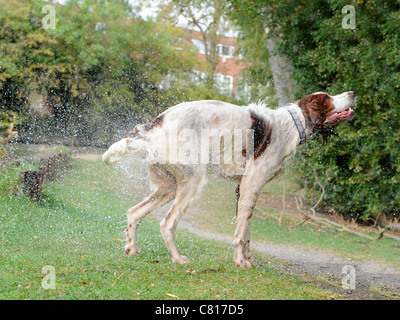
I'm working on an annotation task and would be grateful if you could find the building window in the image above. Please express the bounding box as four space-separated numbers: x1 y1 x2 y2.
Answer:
191 70 208 84
215 74 233 94
216 44 234 58
222 45 231 56
191 39 235 59
174 37 185 50
236 78 252 101
191 39 206 54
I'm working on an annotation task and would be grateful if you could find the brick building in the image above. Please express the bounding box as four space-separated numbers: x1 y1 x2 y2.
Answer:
188 30 248 96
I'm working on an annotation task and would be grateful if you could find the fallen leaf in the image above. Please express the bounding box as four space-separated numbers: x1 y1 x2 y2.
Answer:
201 267 221 274
166 293 179 299
186 269 197 275
147 260 159 263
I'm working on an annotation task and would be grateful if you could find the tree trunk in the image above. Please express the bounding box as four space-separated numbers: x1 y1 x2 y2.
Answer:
265 28 296 107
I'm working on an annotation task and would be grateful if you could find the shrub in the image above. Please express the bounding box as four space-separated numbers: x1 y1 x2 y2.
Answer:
271 0 400 221
0 111 23 158
229 0 400 221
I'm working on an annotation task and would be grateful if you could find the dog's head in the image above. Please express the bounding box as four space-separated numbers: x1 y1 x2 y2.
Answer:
297 91 356 139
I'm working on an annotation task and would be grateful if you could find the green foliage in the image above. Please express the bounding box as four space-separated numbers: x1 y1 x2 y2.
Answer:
229 0 400 220
0 158 38 194
158 0 231 90
227 2 277 105
0 0 221 145
0 0 70 102
0 110 24 157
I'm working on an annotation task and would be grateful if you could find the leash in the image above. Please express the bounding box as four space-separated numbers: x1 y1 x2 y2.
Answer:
286 107 307 145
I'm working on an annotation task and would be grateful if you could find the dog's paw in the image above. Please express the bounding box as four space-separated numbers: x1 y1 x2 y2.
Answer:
244 254 259 267
171 255 190 264
234 258 253 268
124 244 141 256
249 259 260 267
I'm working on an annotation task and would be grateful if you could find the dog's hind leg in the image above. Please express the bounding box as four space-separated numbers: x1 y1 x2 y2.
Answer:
125 165 176 256
235 183 256 264
160 172 204 264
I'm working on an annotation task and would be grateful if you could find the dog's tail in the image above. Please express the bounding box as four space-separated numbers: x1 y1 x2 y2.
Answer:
102 138 149 164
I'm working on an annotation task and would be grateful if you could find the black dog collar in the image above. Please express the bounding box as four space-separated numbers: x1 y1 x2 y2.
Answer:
286 107 306 145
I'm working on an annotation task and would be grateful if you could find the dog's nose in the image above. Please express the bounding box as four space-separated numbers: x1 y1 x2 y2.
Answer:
348 91 355 98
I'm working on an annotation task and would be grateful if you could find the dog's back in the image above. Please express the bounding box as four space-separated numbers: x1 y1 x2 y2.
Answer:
103 100 261 168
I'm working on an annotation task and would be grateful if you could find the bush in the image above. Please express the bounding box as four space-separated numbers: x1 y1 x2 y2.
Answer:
0 159 39 194
0 111 23 158
229 0 400 221
273 0 400 221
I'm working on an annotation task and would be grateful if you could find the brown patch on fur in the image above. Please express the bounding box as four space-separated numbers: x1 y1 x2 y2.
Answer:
144 113 164 131
124 114 165 138
297 93 337 139
246 110 272 159
235 184 240 217
123 126 142 138
208 100 225 106
210 114 221 126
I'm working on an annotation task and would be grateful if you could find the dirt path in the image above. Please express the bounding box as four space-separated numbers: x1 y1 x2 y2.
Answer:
72 153 101 161
150 206 400 299
75 152 400 299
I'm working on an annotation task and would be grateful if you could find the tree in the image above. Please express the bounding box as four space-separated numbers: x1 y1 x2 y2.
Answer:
158 0 233 90
227 3 275 105
0 0 219 146
228 0 294 106
228 0 400 221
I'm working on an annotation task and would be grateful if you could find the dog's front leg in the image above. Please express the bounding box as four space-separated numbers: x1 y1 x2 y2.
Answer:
243 224 258 266
232 182 261 268
232 157 285 267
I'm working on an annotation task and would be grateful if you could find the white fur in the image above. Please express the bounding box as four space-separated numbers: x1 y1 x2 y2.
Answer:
103 92 354 267
331 91 355 113
102 138 151 164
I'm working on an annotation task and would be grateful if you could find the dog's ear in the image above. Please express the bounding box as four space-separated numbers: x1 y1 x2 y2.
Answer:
298 94 334 126
298 93 336 137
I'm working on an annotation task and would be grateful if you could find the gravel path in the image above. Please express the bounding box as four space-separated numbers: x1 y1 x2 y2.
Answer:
150 206 400 299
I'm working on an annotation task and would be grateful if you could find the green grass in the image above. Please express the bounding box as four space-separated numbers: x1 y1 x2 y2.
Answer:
0 159 39 193
192 172 400 269
0 158 340 300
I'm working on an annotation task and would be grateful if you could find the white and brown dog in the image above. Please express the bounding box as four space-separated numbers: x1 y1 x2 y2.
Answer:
103 91 356 267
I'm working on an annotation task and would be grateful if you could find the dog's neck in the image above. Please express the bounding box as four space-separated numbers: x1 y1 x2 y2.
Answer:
285 103 313 145
286 106 306 145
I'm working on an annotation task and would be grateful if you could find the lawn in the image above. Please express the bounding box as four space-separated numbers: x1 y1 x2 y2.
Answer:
0 158 340 300
192 169 400 269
